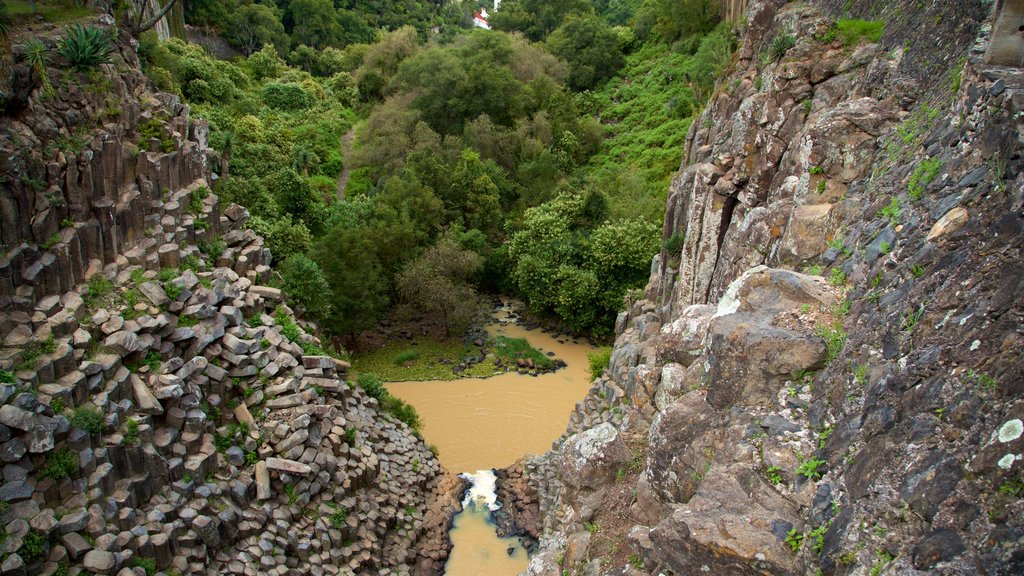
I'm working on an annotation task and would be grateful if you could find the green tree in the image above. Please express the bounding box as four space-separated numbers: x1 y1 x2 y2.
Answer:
264 168 322 231
249 215 311 262
396 238 483 336
635 0 719 45
547 14 625 91
448 149 502 237
289 0 341 48
313 226 388 342
227 3 288 56
280 254 331 320
490 0 594 41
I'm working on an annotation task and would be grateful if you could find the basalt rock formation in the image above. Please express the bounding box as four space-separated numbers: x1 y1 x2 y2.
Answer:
0 17 456 576
510 1 1024 575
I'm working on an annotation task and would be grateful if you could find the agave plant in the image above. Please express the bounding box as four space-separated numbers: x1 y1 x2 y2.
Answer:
0 1 11 40
57 23 115 71
23 38 53 97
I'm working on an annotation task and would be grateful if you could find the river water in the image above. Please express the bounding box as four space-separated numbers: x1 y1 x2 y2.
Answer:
385 304 596 575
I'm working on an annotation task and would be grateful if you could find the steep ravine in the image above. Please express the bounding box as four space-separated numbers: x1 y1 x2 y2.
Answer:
0 18 459 576
502 1 1024 575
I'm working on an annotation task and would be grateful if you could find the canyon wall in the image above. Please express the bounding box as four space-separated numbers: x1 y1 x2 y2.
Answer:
0 17 456 576
513 1 1024 575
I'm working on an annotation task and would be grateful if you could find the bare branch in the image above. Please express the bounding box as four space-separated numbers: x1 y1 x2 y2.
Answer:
129 0 179 36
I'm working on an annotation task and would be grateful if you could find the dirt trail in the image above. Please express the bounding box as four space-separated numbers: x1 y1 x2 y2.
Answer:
336 127 356 200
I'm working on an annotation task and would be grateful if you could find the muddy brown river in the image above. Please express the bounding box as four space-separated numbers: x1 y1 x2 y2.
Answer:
385 305 596 575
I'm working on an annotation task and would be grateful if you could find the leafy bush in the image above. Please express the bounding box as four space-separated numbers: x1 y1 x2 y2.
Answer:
123 419 140 445
356 372 386 400
587 347 612 380
908 157 942 200
814 322 847 363
274 308 302 342
262 82 314 111
328 507 349 528
381 395 421 431
493 336 554 370
18 336 57 371
18 530 47 563
69 406 105 435
131 557 157 576
280 254 331 321
57 24 114 71
662 233 685 254
84 273 114 308
39 448 77 480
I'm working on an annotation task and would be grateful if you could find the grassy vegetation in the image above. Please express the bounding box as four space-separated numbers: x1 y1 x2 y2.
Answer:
351 339 499 381
6 0 94 24
588 347 612 380
492 336 554 370
354 373 421 431
587 25 734 223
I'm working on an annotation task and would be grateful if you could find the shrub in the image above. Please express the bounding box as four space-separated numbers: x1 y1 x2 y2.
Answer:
785 528 804 552
123 419 140 445
878 196 901 225
18 336 57 370
356 372 386 400
493 337 554 370
39 448 77 480
57 24 114 71
327 72 358 107
815 322 847 362
70 406 105 435
662 233 685 254
198 238 226 261
588 347 612 380
18 530 47 563
84 273 114 308
262 82 314 111
280 254 331 321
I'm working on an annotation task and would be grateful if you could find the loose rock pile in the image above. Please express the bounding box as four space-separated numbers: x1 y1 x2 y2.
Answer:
1 20 456 575
0 202 452 575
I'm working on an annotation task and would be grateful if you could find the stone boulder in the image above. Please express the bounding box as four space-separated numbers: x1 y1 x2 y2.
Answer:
559 423 631 491
655 304 716 367
646 392 726 506
647 468 801 575
703 312 827 410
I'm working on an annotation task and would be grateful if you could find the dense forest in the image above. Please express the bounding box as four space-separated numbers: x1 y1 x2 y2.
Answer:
145 0 735 343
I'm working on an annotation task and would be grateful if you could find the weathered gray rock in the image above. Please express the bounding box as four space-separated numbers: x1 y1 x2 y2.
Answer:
138 281 169 306
255 461 271 500
82 549 117 574
703 312 827 409
103 330 140 356
265 457 312 475
560 423 631 490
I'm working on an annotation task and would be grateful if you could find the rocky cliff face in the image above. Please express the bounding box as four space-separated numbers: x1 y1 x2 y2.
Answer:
0 18 456 576
513 1 1024 575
